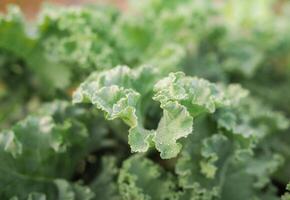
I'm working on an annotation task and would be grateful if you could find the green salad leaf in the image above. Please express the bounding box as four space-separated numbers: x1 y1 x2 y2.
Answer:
0 0 290 199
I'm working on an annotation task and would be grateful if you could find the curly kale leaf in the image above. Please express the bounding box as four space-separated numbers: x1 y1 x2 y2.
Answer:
73 66 248 159
0 101 101 199
118 155 178 200
0 6 71 90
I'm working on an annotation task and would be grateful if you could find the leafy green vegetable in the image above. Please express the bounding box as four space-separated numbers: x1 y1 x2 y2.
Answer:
0 0 290 199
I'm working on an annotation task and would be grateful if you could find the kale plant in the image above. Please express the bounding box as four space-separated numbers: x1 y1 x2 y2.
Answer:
0 0 289 199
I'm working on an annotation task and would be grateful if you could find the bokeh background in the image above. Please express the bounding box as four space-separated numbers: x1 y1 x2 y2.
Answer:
0 0 127 19
0 0 287 20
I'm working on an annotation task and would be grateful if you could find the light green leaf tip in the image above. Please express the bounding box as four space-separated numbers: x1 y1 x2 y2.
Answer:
72 66 155 153
154 101 193 159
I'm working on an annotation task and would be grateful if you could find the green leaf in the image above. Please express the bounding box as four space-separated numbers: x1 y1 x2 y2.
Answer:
152 72 244 158
153 72 228 116
215 96 289 139
200 134 231 179
27 193 47 200
175 125 233 198
0 102 92 199
89 157 121 200
0 6 71 90
39 5 120 70
54 180 94 200
118 155 177 200
246 154 284 188
10 193 47 200
73 66 157 153
154 101 193 159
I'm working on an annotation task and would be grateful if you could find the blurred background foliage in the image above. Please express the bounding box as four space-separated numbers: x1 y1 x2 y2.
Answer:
0 0 127 20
